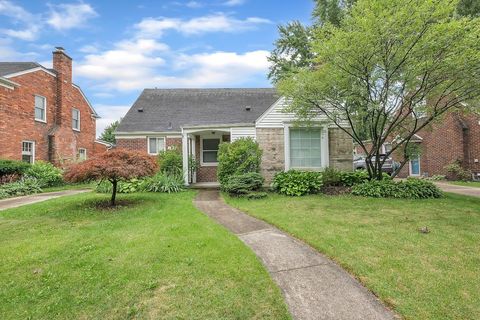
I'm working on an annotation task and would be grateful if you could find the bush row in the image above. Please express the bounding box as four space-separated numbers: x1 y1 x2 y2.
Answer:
0 178 42 199
351 178 442 199
95 172 185 194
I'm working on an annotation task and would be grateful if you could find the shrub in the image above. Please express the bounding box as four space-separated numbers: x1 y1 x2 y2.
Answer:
0 159 30 177
351 178 442 199
322 167 342 187
143 173 185 193
272 170 323 196
95 178 146 194
444 161 471 181
217 138 262 186
339 170 370 187
244 191 268 200
25 161 63 187
0 177 42 199
222 172 264 195
158 149 183 175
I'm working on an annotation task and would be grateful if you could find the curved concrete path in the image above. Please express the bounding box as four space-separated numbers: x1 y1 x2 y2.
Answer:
0 189 90 211
194 190 397 320
434 182 480 198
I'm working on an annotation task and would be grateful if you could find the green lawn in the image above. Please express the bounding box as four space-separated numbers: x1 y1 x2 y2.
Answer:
0 191 290 319
41 182 94 193
449 181 480 188
225 193 480 320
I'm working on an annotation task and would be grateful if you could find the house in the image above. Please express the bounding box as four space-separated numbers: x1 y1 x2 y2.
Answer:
354 111 480 178
0 47 107 165
115 88 353 185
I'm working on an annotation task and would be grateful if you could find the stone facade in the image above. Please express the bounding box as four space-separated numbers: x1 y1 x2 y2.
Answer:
256 128 285 183
0 49 102 165
328 128 354 171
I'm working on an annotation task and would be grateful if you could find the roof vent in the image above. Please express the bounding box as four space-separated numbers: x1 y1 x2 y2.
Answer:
245 106 251 111
138 107 144 112
168 122 172 129
54 46 65 53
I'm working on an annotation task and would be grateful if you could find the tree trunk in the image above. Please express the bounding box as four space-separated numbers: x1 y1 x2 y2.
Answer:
111 179 117 206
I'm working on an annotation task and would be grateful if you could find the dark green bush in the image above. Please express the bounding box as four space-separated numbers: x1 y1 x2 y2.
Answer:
322 167 342 187
244 191 268 200
339 170 370 187
143 173 184 193
272 170 323 196
158 149 183 175
0 159 30 177
222 172 264 195
217 138 262 186
351 178 442 199
0 177 42 199
25 161 63 187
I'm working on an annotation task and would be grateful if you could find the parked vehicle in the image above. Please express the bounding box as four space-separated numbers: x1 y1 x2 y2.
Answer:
353 154 395 175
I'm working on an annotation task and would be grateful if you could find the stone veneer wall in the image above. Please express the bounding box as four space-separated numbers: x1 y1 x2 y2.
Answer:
256 127 353 183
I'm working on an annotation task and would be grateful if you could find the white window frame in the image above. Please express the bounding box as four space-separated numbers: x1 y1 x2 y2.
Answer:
147 137 166 155
200 135 221 166
409 156 421 176
21 140 35 164
284 124 329 171
72 108 81 131
34 95 47 123
78 148 87 161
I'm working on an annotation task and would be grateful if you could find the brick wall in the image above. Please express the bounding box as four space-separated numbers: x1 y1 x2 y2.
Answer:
116 138 148 152
0 49 98 165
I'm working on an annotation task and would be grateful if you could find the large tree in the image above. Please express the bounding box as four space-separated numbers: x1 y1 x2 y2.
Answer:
64 150 157 206
278 0 480 180
99 120 120 144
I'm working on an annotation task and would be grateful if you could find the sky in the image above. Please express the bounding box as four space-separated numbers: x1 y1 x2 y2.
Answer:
0 0 315 136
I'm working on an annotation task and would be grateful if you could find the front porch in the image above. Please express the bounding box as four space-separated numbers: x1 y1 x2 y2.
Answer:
182 127 231 186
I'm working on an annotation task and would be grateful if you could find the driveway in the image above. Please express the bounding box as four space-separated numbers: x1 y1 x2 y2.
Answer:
434 182 480 198
0 189 90 211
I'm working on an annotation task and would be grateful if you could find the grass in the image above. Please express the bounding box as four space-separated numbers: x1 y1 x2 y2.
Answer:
449 181 480 188
0 191 290 319
225 192 480 320
41 182 94 193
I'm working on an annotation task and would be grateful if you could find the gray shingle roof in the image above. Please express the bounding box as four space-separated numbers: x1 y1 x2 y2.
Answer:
0 62 44 77
117 88 279 133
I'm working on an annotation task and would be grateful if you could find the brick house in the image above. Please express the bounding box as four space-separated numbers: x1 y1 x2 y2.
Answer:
354 111 480 178
0 47 107 165
115 88 353 185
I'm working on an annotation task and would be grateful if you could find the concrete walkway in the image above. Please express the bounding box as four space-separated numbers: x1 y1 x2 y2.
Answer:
0 189 90 211
434 182 480 198
194 190 397 320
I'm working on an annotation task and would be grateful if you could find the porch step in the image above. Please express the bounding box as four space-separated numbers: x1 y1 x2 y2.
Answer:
189 182 221 189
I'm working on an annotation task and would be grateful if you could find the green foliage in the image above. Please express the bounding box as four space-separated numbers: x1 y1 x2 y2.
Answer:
312 0 356 26
222 172 264 195
444 161 472 181
25 161 63 188
98 120 119 144
217 138 263 186
352 178 442 199
457 0 480 17
338 170 371 187
272 170 323 196
0 177 42 199
0 159 30 177
143 173 185 193
158 149 183 175
244 191 268 200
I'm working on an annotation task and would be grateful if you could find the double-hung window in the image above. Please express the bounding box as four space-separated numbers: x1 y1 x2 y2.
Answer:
72 108 80 131
78 148 87 161
34 95 46 122
289 128 323 169
22 141 35 163
201 138 220 165
148 137 165 155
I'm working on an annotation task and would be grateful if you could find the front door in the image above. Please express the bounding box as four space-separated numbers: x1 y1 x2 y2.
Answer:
409 157 420 176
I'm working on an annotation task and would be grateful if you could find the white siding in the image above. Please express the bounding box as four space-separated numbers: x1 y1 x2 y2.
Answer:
231 127 256 141
256 97 330 128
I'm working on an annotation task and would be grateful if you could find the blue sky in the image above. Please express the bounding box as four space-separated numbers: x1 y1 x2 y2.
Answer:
0 0 314 135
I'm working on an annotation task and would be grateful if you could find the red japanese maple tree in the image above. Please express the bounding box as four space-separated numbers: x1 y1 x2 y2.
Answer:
64 149 158 206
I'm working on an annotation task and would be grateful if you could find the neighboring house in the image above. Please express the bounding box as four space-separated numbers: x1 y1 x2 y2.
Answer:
0 47 107 165
354 111 480 178
115 88 353 185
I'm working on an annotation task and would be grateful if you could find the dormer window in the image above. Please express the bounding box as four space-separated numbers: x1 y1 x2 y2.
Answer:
34 95 46 122
72 108 80 131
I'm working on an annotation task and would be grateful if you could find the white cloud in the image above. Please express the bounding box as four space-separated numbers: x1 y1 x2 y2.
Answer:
0 0 40 40
135 13 270 38
79 44 99 53
94 104 130 138
47 2 98 31
186 1 203 8
0 38 37 59
223 0 246 6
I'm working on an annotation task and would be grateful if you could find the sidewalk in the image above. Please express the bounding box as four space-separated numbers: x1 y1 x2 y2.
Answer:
194 190 397 320
434 182 480 198
0 189 90 211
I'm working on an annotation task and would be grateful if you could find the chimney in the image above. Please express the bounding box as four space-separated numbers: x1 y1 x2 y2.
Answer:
52 47 72 125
